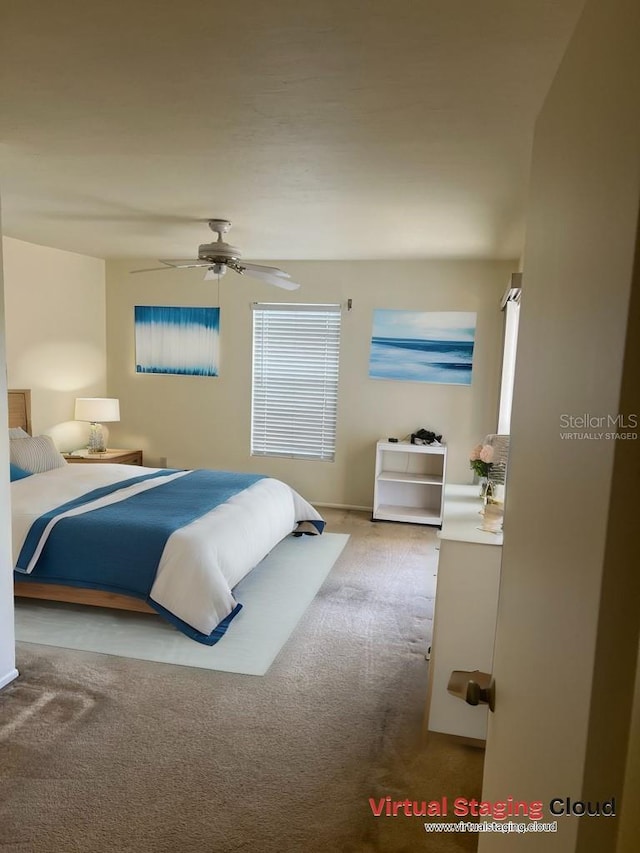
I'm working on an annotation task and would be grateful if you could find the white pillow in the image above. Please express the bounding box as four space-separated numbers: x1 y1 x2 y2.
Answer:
10 435 68 473
9 427 30 439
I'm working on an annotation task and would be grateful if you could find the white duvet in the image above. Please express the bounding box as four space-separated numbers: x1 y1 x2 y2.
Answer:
11 463 324 637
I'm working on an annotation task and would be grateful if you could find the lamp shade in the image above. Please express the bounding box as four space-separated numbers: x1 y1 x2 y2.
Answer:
75 397 120 423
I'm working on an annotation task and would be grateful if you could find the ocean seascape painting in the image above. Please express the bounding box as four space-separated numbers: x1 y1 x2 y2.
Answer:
369 310 477 385
135 306 220 376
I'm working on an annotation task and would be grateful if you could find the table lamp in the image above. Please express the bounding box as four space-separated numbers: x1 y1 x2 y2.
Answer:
74 397 120 453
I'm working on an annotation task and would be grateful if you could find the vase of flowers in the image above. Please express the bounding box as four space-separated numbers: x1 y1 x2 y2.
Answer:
470 443 495 501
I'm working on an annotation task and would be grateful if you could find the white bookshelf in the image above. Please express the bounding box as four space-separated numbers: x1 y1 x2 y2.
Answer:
373 440 447 525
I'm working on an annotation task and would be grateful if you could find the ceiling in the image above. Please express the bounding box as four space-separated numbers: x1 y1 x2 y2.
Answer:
0 0 584 262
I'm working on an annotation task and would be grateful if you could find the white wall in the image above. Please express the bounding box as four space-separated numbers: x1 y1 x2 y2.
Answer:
480 0 640 849
2 237 106 450
0 208 18 690
106 258 513 506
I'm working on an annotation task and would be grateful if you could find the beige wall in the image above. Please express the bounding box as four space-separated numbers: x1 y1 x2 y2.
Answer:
106 258 513 506
480 0 640 849
2 237 106 449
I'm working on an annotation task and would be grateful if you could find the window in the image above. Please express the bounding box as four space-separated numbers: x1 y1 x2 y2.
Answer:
497 274 522 433
251 303 342 461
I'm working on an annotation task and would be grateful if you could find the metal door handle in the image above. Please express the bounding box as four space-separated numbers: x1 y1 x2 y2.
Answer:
447 669 496 712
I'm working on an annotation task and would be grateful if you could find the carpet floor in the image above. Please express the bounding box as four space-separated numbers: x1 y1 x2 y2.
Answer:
0 509 484 853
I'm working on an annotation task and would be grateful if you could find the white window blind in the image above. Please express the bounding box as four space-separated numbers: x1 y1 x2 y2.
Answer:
251 303 342 461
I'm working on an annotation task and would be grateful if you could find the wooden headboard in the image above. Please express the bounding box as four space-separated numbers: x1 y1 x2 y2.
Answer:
8 389 32 434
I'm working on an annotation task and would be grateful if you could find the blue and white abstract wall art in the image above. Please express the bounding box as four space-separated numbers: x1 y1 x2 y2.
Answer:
135 306 220 376
369 310 477 385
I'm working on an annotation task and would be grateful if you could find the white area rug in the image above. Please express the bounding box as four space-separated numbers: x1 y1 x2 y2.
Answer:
14 532 349 676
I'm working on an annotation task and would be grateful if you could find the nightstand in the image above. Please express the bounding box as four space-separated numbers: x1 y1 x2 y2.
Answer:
64 449 143 466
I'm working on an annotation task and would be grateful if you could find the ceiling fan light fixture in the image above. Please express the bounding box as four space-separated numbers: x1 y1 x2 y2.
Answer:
204 263 227 280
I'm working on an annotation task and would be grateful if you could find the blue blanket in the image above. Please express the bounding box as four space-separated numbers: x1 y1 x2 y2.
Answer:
15 469 267 644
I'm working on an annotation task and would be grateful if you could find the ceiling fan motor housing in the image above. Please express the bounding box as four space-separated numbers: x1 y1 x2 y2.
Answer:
197 241 241 262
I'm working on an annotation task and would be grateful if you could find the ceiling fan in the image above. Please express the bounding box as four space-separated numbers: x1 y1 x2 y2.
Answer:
131 219 300 290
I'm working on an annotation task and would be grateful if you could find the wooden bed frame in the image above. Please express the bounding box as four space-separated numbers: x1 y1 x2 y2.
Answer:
9 389 154 614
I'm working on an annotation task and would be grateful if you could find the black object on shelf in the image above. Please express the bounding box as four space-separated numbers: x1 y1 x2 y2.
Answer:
411 428 443 445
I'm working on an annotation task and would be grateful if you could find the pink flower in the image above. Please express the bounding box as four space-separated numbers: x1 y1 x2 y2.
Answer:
479 444 494 464
469 443 483 461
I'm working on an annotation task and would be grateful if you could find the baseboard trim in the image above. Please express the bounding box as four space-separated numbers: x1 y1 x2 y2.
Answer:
314 502 373 512
0 667 19 690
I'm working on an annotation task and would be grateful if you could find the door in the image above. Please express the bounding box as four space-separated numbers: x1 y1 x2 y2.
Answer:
478 0 640 849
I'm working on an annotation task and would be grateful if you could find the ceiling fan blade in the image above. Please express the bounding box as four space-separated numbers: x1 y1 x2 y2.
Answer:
130 266 176 274
240 262 292 279
239 268 300 290
268 277 300 290
158 258 211 268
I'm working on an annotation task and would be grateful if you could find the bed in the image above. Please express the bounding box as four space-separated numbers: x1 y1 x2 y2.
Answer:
8 390 325 644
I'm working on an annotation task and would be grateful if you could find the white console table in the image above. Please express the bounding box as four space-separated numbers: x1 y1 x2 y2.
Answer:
424 484 503 742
